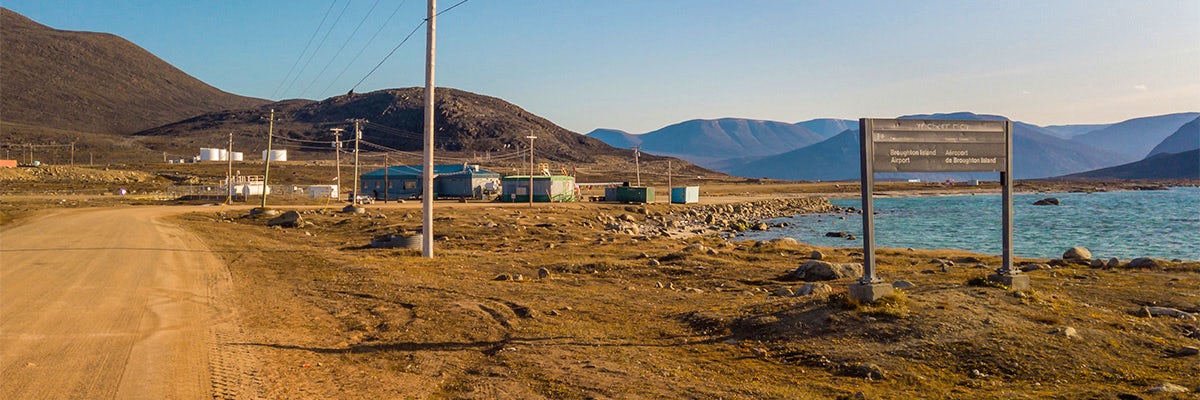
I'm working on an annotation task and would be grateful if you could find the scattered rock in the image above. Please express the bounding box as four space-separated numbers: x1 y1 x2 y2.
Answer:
1051 326 1080 339
1090 259 1105 268
825 231 851 238
770 237 799 245
892 280 916 290
706 248 720 256
537 267 551 279
648 259 661 267
684 243 707 253
512 274 524 281
842 363 886 380
1127 258 1160 269
751 222 769 231
787 260 863 281
685 287 704 293
969 369 988 379
1176 346 1199 357
810 250 825 260
1138 306 1197 320
1063 247 1092 262
774 287 794 297
266 210 304 228
1146 382 1189 394
1107 257 1120 268
1021 263 1049 272
493 274 512 281
796 283 832 296
654 281 665 289
1032 197 1060 206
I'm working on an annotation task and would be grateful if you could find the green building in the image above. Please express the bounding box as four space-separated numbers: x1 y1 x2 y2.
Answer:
500 175 577 202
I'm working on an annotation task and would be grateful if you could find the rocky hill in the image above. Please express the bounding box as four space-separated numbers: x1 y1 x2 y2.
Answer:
0 8 265 135
136 88 638 164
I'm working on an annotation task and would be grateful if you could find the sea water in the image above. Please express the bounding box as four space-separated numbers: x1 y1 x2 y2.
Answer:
742 186 1200 261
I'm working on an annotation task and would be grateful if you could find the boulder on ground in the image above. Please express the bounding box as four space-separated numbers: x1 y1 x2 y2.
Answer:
796 282 833 296
1128 257 1160 269
1063 247 1092 262
267 210 303 228
810 250 825 260
1106 257 1120 268
1032 198 1060 206
787 260 863 281
1146 382 1190 394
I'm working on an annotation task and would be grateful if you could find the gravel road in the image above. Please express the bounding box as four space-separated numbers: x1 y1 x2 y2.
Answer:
1 206 236 399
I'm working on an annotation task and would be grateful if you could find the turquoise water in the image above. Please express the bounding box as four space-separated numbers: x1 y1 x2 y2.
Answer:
742 187 1200 261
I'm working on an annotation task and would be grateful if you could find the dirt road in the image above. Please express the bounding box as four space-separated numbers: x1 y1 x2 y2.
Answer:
1 206 240 399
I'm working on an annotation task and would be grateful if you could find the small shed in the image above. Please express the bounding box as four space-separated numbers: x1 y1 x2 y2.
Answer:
670 186 699 204
359 164 501 200
501 175 577 202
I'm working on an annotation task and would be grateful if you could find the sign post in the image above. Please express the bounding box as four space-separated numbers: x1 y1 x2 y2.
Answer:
853 118 1026 303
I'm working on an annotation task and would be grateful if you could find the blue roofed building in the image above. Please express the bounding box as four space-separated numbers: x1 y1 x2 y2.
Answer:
359 164 501 200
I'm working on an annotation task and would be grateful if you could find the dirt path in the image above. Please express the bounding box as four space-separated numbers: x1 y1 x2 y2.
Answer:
0 206 248 399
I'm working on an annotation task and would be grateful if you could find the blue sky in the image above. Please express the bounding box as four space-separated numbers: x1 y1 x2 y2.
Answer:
5 0 1198 134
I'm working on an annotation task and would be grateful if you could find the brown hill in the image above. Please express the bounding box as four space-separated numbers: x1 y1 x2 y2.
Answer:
0 8 266 135
137 88 643 164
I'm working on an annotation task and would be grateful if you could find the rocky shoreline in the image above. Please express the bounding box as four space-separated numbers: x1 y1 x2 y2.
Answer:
595 196 840 239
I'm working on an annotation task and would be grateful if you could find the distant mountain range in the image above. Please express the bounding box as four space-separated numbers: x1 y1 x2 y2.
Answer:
1146 116 1200 158
1061 149 1199 180
1069 112 1200 163
585 119 825 169
590 112 1198 180
1041 124 1112 139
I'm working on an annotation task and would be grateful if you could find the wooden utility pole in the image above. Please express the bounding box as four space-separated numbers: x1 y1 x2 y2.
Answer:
352 119 364 206
260 109 275 210
70 143 75 166
331 128 344 200
226 132 234 204
667 160 672 192
421 0 437 258
384 152 390 203
526 134 537 207
633 146 641 186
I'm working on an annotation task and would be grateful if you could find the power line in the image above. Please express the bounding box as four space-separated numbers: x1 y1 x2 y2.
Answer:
281 0 354 98
350 0 472 93
298 0 385 98
270 0 339 99
320 0 410 96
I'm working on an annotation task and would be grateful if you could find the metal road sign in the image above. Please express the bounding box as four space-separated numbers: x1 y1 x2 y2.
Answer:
857 118 1017 290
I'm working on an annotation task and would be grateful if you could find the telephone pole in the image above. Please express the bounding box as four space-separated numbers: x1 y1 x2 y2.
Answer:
632 146 641 186
421 0 437 258
70 142 75 166
526 134 537 207
226 132 234 205
352 120 364 205
260 109 275 210
331 128 344 199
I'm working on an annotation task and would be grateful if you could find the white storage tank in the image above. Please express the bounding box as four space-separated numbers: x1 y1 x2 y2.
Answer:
230 152 244 161
199 148 222 161
219 149 229 161
262 149 287 161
